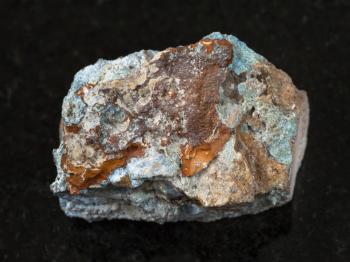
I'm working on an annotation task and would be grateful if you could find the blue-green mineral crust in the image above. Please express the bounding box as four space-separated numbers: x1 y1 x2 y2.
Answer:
205 32 266 75
254 101 297 165
209 32 297 166
236 81 297 165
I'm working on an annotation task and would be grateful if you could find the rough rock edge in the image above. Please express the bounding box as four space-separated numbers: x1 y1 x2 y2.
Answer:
57 187 290 223
289 90 309 199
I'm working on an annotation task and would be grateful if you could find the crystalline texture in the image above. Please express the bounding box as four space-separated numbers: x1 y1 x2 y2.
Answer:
51 33 309 223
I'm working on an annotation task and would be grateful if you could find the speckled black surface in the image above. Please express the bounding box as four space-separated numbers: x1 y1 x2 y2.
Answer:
1 0 349 261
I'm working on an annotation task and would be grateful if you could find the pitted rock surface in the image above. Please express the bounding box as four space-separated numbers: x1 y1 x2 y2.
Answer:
51 32 309 223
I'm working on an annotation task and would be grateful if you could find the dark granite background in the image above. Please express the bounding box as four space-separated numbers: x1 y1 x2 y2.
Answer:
1 0 349 261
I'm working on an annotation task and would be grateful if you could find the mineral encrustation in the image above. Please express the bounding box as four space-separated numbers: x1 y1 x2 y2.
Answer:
51 32 309 223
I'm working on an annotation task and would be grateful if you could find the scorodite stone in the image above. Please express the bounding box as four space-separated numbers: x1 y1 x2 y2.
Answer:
51 32 309 223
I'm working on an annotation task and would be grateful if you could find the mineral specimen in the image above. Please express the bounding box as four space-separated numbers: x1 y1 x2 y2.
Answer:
51 32 309 223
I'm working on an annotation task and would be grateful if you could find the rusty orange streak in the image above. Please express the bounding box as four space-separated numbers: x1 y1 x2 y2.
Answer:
62 144 144 194
200 39 233 56
181 127 231 177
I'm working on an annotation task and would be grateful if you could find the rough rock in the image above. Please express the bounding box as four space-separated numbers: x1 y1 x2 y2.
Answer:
51 32 309 223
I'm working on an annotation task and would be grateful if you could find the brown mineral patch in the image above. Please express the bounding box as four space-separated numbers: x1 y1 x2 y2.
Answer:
160 137 170 146
149 38 233 146
201 39 233 59
235 121 289 194
181 126 231 177
181 64 229 145
255 63 297 109
117 175 133 187
62 143 144 194
221 71 245 102
64 124 81 134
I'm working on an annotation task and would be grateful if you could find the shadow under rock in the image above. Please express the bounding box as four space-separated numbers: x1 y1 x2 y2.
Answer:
55 203 292 262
